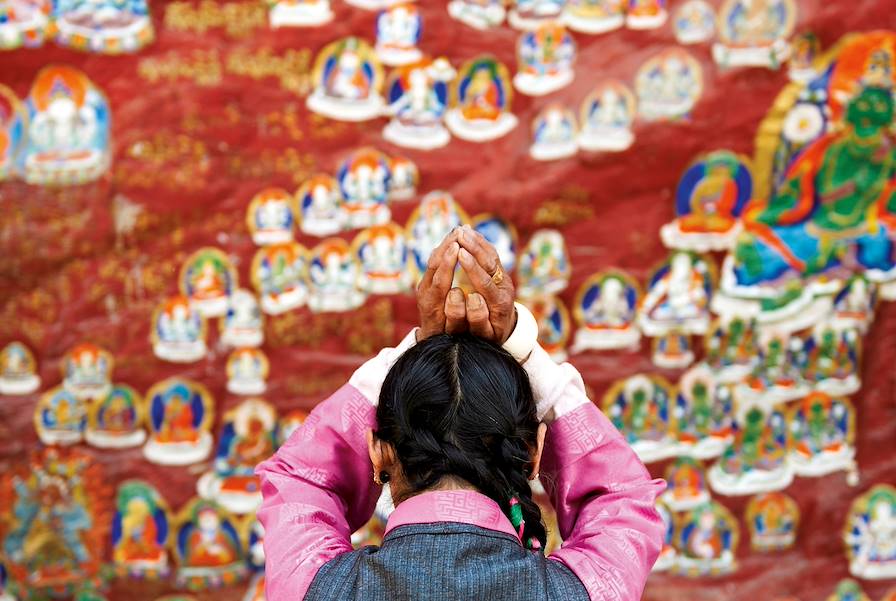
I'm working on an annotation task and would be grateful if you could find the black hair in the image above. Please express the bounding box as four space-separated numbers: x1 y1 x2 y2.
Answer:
375 333 547 550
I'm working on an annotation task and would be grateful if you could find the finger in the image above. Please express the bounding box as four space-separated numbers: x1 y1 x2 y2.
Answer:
445 288 467 334
431 242 459 296
418 229 460 290
457 225 501 279
466 292 495 339
457 247 501 306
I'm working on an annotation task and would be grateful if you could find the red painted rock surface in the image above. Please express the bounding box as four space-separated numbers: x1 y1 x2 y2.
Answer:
1 1 894 600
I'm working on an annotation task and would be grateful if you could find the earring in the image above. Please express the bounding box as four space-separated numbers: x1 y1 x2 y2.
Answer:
528 472 539 481
373 470 390 485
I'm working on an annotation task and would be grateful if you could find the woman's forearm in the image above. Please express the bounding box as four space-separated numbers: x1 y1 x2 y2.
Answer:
524 347 667 601
255 329 417 600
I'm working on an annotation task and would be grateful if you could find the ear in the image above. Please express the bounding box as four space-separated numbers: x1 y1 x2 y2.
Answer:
367 429 384 473
367 429 397 475
528 422 547 480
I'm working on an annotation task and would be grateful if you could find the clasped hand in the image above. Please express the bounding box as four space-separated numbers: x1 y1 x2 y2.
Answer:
416 225 516 344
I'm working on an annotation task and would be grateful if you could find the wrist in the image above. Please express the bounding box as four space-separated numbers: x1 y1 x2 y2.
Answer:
501 303 538 363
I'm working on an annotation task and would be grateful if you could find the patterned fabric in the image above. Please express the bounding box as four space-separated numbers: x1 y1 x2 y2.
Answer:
256 331 666 601
305 522 591 601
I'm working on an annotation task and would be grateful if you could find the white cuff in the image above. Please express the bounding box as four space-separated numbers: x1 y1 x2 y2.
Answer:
523 344 589 422
502 303 539 363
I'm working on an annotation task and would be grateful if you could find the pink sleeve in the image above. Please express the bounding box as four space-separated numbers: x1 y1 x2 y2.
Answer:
255 330 418 601
255 384 377 601
527 350 666 601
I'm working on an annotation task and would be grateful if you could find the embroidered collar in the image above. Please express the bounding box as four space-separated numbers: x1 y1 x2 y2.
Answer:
384 489 521 543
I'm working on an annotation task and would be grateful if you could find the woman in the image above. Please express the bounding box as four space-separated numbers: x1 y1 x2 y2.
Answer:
257 227 665 600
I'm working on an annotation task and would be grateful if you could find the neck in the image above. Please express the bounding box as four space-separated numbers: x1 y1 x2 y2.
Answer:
391 475 478 507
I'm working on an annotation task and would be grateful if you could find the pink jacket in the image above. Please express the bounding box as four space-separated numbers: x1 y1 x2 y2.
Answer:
256 330 666 601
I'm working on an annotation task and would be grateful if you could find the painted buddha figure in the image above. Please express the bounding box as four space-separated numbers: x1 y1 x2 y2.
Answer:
720 408 785 475
29 79 97 156
114 497 165 565
158 297 201 343
186 508 238 567
668 458 706 504
706 318 756 375
326 49 370 100
688 508 722 560
865 497 896 565
158 392 198 444
806 327 856 383
793 395 848 458
624 377 665 442
732 86 896 291
98 388 137 432
589 86 630 130
391 64 446 128
462 66 501 121
679 165 739 233
640 253 709 333
680 376 714 441
356 224 409 293
730 0 778 45
585 277 631 327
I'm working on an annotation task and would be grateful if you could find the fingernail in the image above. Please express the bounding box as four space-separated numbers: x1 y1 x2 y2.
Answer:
448 288 464 303
458 248 472 262
469 293 483 307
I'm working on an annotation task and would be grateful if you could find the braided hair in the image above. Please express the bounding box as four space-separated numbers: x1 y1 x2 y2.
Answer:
375 333 547 550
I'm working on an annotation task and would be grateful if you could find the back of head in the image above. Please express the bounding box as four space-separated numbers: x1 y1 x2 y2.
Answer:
376 333 546 549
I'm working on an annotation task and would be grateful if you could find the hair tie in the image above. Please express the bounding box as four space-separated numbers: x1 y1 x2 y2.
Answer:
508 494 540 551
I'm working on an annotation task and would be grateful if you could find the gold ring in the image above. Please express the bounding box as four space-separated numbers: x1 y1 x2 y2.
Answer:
491 267 504 285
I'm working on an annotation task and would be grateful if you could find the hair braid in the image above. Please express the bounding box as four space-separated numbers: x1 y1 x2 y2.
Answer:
376 334 548 551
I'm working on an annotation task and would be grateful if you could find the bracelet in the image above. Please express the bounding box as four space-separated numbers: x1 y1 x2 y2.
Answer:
502 303 538 362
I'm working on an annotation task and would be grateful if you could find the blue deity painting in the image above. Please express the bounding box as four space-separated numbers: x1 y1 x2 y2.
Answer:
788 392 856 480
148 380 207 436
111 481 170 577
801 326 861 396
197 399 278 515
843 485 896 580
661 150 753 252
35 386 86 445
473 215 517 272
375 3 422 67
674 365 734 459
152 297 207 362
337 147 392 228
708 407 792 496
718 33 896 326
21 65 111 185
308 37 385 122
602 374 676 463
143 379 213 466
746 492 799 551
675 501 739 576
86 384 145 449
530 104 577 161
384 59 453 150
638 252 715 336
173 500 246 590
445 56 518 142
